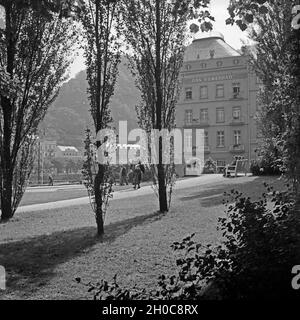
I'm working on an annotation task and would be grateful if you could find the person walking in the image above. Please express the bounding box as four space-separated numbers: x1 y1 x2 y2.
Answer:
133 163 142 189
119 166 128 186
48 174 53 186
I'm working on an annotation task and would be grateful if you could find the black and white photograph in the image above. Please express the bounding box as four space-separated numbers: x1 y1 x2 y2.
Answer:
0 0 300 310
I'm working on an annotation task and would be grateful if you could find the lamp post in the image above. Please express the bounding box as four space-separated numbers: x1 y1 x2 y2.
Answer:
35 136 44 185
37 139 41 184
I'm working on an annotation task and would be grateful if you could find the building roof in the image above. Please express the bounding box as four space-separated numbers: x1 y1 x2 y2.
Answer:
184 31 240 61
57 146 79 152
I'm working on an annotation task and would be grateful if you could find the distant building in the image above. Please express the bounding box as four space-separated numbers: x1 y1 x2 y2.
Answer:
40 140 57 159
55 145 82 160
176 31 259 176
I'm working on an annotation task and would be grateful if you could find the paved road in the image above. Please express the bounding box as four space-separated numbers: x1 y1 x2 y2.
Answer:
17 175 255 213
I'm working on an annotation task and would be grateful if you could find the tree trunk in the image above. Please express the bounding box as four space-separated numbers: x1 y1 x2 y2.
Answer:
94 164 104 236
0 4 15 221
93 0 106 235
155 0 168 213
0 92 14 222
157 163 168 212
0 168 13 221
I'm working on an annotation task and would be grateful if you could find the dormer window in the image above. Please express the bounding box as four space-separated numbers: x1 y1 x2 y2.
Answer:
217 61 223 67
185 64 191 70
233 59 240 65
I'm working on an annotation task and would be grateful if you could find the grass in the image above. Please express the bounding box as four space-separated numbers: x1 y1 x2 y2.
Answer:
0 175 286 300
20 188 88 206
20 182 151 206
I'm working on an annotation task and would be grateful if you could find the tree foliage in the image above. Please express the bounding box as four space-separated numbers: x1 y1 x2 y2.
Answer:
0 0 84 20
0 3 77 220
120 0 214 212
82 128 113 222
80 0 121 236
227 0 300 193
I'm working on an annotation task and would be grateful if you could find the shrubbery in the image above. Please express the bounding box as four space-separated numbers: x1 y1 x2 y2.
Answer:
202 158 216 174
250 160 281 176
77 184 300 300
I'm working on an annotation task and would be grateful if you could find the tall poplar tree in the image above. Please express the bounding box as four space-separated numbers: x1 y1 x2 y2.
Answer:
120 0 213 212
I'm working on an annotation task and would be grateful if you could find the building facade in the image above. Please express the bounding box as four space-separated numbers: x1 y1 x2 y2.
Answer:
40 140 57 159
55 145 82 160
176 32 259 176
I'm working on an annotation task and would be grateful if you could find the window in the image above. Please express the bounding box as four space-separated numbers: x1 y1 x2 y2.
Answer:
200 108 208 122
204 131 209 147
200 86 208 99
185 110 193 124
233 107 241 120
185 88 192 100
217 131 225 147
200 62 207 68
233 82 240 97
234 130 241 145
185 64 191 70
233 59 240 65
217 61 223 67
185 132 193 149
216 108 225 123
216 84 224 98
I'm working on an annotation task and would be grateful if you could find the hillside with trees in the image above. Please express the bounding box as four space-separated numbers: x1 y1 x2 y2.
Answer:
41 59 140 148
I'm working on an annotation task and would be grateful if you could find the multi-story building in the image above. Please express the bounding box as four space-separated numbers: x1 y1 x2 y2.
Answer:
40 140 57 159
176 31 259 176
55 145 82 160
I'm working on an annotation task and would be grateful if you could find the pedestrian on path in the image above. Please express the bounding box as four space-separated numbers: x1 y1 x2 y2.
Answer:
133 163 142 189
48 174 53 186
119 166 128 186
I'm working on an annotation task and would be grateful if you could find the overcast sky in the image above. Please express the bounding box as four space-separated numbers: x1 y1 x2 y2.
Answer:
69 0 250 79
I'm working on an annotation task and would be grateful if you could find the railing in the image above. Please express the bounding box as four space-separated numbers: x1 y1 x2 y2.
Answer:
184 119 210 127
231 91 245 99
230 116 246 125
230 144 245 153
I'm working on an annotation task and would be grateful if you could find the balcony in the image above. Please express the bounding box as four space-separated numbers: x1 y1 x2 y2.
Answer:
230 91 245 100
184 119 210 127
230 116 246 126
230 144 245 153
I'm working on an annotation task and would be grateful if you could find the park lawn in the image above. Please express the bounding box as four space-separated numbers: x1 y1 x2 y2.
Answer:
20 182 151 206
20 188 88 206
0 175 286 300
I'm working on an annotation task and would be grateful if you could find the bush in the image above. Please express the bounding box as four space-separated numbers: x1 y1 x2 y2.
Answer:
78 184 300 300
151 185 299 300
250 161 261 176
250 160 281 176
202 158 216 174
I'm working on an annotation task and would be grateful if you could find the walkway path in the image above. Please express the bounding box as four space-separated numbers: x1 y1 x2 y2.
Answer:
17 174 244 213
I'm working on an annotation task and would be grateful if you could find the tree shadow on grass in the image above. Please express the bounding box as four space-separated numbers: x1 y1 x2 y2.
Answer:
0 211 163 297
179 176 281 208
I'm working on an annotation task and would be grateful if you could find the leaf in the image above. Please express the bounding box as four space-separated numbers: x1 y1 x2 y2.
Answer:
189 23 199 33
259 5 268 14
75 277 81 283
245 13 254 23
